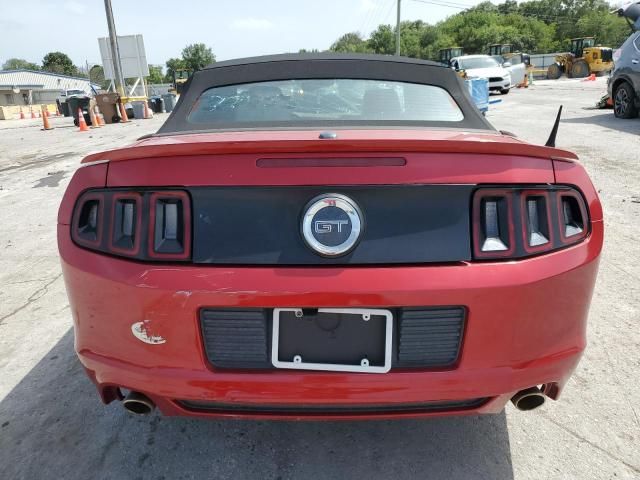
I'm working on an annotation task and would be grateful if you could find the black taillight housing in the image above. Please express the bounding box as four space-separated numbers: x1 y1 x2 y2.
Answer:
71 189 191 261
472 186 589 260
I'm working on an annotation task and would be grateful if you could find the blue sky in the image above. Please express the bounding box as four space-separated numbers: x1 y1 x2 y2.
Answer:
0 0 487 69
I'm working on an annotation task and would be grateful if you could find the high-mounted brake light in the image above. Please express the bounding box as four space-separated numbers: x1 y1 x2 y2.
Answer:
472 186 589 260
71 189 191 261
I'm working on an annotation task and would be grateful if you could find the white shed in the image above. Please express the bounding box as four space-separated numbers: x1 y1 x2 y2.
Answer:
0 70 98 106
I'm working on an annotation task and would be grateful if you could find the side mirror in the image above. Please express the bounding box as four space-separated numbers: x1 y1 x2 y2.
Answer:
502 62 512 68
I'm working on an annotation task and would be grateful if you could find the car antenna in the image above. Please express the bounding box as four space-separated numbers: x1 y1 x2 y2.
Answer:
545 105 563 148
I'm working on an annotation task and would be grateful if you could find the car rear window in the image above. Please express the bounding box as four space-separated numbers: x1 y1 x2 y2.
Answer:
187 79 464 126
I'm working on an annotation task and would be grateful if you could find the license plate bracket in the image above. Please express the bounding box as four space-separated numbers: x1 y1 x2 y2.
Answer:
271 308 393 373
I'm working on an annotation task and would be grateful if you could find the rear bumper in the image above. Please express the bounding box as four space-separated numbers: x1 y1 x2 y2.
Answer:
59 220 602 419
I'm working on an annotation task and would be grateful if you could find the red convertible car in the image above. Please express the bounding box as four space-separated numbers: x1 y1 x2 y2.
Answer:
58 54 602 419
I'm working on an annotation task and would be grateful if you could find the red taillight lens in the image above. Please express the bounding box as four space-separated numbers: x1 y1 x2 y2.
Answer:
558 190 588 244
472 189 515 259
148 191 191 260
71 189 191 261
472 186 589 260
72 193 103 248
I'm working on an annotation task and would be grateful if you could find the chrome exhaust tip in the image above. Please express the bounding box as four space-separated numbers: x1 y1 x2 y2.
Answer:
122 391 155 415
511 386 545 411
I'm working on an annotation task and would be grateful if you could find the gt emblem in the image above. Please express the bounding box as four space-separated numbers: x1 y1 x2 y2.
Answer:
302 194 363 257
314 220 349 234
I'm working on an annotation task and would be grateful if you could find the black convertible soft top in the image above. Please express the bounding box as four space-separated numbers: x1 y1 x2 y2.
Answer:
157 53 494 134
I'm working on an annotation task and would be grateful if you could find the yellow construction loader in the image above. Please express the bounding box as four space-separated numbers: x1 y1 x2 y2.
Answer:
170 68 193 95
439 47 464 66
547 37 613 79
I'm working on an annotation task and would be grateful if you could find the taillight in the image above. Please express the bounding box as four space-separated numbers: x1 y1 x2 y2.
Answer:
71 189 191 261
472 186 589 260
148 191 191 260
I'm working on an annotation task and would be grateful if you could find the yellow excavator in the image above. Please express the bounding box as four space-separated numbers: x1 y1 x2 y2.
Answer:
547 37 613 79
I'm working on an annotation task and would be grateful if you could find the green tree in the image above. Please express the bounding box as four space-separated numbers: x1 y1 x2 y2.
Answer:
2 58 40 70
181 43 215 71
398 20 428 58
89 65 106 88
330 33 370 53
42 51 77 75
164 57 186 82
367 24 396 54
147 64 164 84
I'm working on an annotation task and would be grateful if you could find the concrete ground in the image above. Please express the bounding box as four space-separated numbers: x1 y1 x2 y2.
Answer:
0 78 638 480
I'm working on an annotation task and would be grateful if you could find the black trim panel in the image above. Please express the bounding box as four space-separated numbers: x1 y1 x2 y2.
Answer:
177 397 489 416
190 185 474 265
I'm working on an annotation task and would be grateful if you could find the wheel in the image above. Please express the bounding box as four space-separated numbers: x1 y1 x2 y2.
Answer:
613 82 639 119
547 63 562 80
500 88 510 95
571 60 590 78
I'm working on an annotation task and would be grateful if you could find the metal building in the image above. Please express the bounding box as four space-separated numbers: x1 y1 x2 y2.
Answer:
0 70 98 106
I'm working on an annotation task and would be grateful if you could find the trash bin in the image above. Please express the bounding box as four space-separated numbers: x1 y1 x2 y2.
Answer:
162 93 176 113
95 92 121 124
57 99 70 117
67 96 92 126
149 96 164 113
131 101 146 119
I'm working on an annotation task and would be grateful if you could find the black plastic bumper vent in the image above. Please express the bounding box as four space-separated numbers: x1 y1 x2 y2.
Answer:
200 309 269 369
396 307 465 367
200 307 465 370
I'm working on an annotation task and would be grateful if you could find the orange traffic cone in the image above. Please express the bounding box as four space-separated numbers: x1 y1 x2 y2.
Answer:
41 105 53 130
143 101 151 119
55 104 61 116
583 73 596 82
19 108 25 120
95 106 105 126
44 108 50 118
77 108 89 132
89 105 100 128
118 101 130 123
30 108 36 119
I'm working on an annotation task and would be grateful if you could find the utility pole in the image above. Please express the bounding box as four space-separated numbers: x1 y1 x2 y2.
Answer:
395 0 401 56
104 0 125 96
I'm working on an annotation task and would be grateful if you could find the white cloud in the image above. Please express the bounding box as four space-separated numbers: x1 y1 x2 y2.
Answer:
230 17 275 30
63 1 87 15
